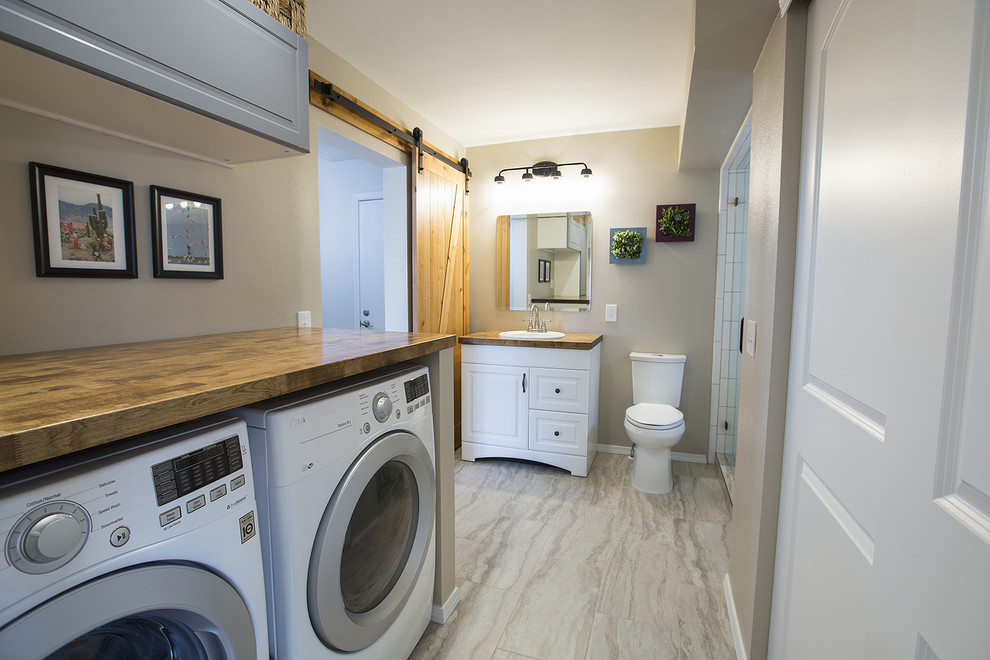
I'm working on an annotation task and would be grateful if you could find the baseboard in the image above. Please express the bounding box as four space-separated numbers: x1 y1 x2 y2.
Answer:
597 444 708 463
431 585 461 624
723 573 747 660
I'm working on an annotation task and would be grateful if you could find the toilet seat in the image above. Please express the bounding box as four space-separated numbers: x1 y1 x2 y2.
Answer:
625 403 684 430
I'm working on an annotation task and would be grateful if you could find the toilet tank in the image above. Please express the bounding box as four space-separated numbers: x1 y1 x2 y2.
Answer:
630 352 686 406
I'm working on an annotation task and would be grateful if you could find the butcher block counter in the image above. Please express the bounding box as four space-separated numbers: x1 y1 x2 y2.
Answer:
0 328 456 473
459 330 602 350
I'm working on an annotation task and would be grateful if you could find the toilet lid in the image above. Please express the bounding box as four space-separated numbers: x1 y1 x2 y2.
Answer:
626 403 684 429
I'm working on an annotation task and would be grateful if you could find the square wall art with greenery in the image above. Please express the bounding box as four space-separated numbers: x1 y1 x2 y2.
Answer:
609 227 647 264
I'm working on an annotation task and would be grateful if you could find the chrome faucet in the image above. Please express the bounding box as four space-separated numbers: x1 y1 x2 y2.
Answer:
528 304 547 332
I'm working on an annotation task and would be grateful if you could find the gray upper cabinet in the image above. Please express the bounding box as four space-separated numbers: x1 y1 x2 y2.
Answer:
0 0 309 164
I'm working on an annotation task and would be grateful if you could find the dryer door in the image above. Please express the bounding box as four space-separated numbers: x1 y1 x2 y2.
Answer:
0 564 257 658
308 430 435 652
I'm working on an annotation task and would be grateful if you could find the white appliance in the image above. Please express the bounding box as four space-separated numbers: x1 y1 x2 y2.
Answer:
0 415 269 659
235 365 436 659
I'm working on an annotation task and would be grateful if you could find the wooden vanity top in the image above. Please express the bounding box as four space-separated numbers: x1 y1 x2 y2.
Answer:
460 331 602 350
0 328 455 473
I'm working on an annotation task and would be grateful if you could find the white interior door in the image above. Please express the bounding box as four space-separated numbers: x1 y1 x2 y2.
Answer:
769 1 990 658
356 196 385 330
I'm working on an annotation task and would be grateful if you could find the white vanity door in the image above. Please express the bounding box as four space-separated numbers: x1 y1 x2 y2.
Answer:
462 363 528 449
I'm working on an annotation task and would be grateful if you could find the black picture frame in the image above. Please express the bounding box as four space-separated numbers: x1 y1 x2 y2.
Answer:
538 258 551 283
29 162 137 278
151 186 223 279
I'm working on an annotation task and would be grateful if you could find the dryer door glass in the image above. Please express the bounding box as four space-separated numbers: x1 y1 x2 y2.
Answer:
308 430 436 653
340 460 418 613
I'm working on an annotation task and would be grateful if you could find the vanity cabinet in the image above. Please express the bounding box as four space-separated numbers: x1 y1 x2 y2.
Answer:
461 341 601 476
0 0 309 163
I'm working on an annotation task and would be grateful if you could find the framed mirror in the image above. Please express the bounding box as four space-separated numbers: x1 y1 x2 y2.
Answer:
496 212 591 311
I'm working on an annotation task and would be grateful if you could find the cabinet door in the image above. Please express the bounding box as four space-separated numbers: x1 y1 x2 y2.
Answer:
462 363 528 449
0 0 309 156
529 368 589 413
529 410 587 456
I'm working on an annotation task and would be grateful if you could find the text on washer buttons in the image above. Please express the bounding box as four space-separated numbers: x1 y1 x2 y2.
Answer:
210 484 227 501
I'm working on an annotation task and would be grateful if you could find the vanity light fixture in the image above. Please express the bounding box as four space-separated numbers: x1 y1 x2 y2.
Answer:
494 160 593 184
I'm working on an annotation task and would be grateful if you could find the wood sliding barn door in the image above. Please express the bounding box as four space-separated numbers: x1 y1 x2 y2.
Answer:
413 152 469 446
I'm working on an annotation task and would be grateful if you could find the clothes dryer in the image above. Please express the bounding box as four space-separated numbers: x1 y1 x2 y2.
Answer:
0 415 268 659
235 365 436 659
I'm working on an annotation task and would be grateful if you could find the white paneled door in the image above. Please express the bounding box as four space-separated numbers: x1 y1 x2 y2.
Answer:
770 0 990 658
357 196 385 330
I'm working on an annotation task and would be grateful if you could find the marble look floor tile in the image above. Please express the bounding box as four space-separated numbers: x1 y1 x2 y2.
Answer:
537 502 625 568
455 516 551 593
454 486 543 540
615 486 682 544
490 650 539 660
677 476 731 525
498 559 601 660
586 612 680 660
677 584 735 660
435 446 735 660
557 454 627 510
409 580 520 660
673 519 729 590
597 539 680 629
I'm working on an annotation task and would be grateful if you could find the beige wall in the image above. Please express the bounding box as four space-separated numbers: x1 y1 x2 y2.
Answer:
0 39 462 356
0 36 464 612
726 4 807 659
467 128 719 456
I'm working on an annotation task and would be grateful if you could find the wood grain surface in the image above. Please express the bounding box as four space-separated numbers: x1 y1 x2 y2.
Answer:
0 328 455 473
459 331 602 350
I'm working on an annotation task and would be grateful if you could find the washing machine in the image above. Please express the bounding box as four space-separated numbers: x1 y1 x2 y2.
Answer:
235 364 436 659
0 415 268 659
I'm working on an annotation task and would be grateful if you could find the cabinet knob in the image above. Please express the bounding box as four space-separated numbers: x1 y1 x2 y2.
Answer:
554 430 560 436
555 388 561 394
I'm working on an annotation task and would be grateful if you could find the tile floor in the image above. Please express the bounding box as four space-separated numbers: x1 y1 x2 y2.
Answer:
410 451 735 660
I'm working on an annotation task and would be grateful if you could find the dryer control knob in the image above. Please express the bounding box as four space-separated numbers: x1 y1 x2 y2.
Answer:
372 392 392 423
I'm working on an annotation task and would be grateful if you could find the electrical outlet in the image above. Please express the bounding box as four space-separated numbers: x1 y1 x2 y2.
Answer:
744 318 757 357
297 311 312 328
605 304 618 323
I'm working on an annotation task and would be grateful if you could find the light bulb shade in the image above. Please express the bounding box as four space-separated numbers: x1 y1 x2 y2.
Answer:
521 171 534 182
580 167 593 178
551 169 563 179
494 174 505 184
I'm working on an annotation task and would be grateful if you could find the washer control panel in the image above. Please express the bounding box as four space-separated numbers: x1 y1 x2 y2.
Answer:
151 434 243 506
0 416 255 601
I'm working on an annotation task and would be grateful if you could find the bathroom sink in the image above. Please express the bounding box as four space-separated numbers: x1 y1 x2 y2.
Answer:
498 330 566 340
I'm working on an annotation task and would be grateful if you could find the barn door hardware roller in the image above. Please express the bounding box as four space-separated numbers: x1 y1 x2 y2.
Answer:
312 80 470 188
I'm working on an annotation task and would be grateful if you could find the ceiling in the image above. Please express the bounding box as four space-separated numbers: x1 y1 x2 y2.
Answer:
306 0 694 148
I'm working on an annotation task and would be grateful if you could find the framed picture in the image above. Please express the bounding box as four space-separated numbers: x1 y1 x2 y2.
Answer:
29 162 137 278
151 186 223 279
537 258 551 283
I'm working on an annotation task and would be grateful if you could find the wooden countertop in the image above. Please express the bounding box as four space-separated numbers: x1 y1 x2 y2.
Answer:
0 328 455 473
459 331 602 350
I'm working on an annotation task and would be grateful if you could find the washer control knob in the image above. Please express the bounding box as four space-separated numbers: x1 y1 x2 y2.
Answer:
372 392 392 423
24 513 84 562
8 501 90 574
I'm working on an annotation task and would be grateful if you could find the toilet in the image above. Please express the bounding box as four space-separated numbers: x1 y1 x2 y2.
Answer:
623 352 686 494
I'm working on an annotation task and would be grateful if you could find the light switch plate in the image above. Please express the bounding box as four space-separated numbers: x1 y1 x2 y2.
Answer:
297 311 311 328
605 304 618 322
744 318 757 357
